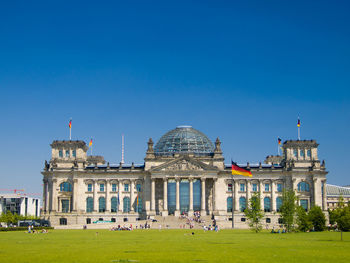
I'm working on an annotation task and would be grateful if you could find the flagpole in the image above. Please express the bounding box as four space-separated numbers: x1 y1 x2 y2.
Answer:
70 127 71 140
231 158 234 229
298 126 300 140
278 139 280 156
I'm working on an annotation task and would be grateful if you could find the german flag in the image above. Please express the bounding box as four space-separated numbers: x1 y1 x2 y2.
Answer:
231 161 252 177
69 119 72 129
89 138 93 147
297 117 301 127
278 138 281 145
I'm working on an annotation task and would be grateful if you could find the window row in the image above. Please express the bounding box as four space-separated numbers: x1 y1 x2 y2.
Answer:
86 196 142 213
58 149 76 158
226 197 309 213
293 149 312 158
86 183 142 192
227 183 283 192
226 197 283 212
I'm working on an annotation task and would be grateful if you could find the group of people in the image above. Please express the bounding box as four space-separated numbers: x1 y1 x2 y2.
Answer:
110 225 133 231
271 227 286 234
27 225 48 234
203 224 220 232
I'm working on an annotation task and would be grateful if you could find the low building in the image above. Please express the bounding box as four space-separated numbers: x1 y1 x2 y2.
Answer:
41 126 328 227
326 184 350 209
0 194 40 217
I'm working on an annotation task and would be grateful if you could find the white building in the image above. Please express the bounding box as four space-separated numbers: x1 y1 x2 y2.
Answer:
0 194 40 217
41 126 328 227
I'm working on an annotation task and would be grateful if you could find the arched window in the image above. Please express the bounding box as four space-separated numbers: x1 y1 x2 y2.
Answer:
298 182 310 192
86 197 93 212
276 197 282 212
136 196 142 213
123 197 130 213
99 197 106 212
227 197 233 212
60 182 72 192
239 197 246 212
264 197 271 212
111 197 118 212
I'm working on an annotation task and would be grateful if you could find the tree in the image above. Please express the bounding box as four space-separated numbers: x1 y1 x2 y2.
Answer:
308 206 326 231
279 189 297 232
244 192 265 233
338 206 350 232
296 205 312 232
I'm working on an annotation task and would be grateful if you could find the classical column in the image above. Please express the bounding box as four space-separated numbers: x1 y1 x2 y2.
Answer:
106 180 110 212
47 181 52 212
246 179 250 201
271 180 275 211
321 180 326 210
151 178 156 211
201 178 206 214
94 180 98 212
213 178 217 211
163 178 168 212
118 180 122 212
52 179 57 212
234 180 239 211
189 178 194 215
130 180 135 212
175 179 180 212
73 179 78 212
313 177 320 207
259 180 264 211
42 180 47 212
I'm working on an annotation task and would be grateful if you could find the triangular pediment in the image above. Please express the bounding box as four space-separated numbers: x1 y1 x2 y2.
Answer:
150 155 218 172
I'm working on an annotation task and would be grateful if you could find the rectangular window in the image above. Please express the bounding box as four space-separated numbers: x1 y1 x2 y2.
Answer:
307 149 311 158
265 184 270 192
72 150 76 157
136 184 142 192
252 183 257 192
59 150 63 157
124 184 129 192
300 150 305 157
266 218 271 223
293 149 298 158
228 184 233 192
112 184 117 192
87 184 92 192
240 183 245 192
65 150 70 157
277 183 282 192
61 200 69 213
300 199 308 211
99 184 105 192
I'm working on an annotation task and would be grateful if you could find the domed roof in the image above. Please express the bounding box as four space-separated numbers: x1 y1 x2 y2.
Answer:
154 126 214 156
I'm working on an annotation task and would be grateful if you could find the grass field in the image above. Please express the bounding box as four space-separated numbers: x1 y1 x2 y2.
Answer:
0 229 349 263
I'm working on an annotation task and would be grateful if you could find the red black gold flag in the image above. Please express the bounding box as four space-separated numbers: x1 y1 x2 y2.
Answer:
278 138 281 145
69 119 72 129
231 161 252 177
297 118 301 127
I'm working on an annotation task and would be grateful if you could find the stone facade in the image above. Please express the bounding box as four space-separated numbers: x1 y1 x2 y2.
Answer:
41 127 328 228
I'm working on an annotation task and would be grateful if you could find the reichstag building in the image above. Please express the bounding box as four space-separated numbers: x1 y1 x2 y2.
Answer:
41 126 328 227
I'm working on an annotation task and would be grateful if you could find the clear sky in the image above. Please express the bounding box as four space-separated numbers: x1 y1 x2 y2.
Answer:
0 0 349 195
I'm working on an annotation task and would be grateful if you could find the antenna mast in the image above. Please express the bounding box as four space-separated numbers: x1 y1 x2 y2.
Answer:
121 134 125 164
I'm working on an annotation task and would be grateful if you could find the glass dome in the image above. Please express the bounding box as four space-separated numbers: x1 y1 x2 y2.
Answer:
154 126 214 156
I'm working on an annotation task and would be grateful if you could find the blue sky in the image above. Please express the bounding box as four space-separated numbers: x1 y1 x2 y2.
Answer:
0 0 349 195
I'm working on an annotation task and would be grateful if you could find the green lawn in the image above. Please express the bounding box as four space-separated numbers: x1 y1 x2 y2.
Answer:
0 229 349 263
